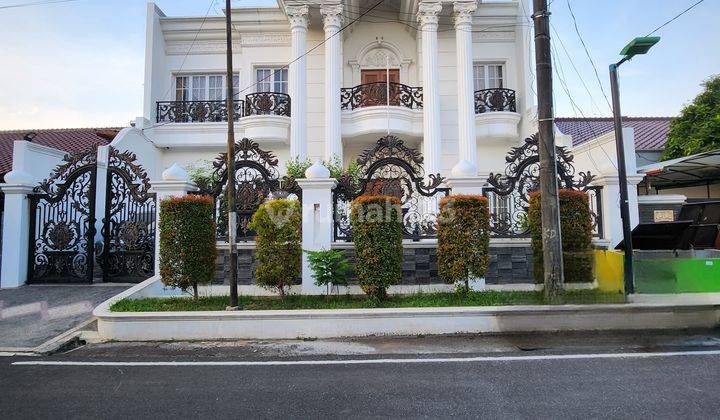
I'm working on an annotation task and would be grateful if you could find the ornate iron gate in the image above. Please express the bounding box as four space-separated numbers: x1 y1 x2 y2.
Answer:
99 147 157 282
484 134 603 238
28 150 98 283
333 135 450 241
199 138 285 242
28 147 157 284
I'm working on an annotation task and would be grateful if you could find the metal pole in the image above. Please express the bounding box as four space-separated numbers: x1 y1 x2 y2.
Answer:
532 0 564 302
225 0 240 309
609 62 635 295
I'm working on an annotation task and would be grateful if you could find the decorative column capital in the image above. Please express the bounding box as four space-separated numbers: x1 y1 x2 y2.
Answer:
417 2 442 28
286 5 309 30
453 1 477 27
320 4 344 29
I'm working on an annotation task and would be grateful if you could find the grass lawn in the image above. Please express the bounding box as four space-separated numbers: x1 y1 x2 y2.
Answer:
110 289 625 312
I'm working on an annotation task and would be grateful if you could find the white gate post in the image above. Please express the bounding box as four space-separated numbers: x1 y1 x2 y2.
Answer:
446 160 484 195
297 161 336 295
0 170 35 288
149 163 198 275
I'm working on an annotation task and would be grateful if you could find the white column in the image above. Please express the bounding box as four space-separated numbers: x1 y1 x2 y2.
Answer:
149 163 198 275
454 1 478 168
418 2 443 176
446 160 484 196
321 4 344 164
297 162 337 295
287 5 309 160
0 170 35 288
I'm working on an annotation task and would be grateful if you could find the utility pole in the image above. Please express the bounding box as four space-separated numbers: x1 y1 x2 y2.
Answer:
532 0 564 302
225 0 239 309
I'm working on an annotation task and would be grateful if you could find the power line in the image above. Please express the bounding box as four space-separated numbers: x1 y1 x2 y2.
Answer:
647 0 705 36
565 0 613 111
0 0 79 10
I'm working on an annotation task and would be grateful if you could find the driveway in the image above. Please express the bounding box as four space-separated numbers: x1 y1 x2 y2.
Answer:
0 285 129 349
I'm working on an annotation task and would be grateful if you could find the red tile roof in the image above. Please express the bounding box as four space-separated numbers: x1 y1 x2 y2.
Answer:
0 127 120 176
555 117 673 151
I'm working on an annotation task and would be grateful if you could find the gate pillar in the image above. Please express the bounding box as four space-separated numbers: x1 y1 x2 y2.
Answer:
150 163 198 275
297 162 336 295
0 171 35 288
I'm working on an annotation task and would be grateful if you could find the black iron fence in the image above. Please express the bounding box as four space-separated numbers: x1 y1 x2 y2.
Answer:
474 88 517 114
156 92 291 123
340 82 423 110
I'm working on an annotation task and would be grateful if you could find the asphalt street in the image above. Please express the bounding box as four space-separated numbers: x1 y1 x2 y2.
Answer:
2 331 720 419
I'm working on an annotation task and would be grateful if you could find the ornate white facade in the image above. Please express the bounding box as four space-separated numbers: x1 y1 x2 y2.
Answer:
140 0 537 178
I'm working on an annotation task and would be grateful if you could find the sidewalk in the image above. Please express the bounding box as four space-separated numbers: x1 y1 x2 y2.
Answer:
0 284 130 351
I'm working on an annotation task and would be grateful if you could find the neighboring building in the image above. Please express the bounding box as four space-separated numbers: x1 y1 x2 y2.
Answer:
555 116 672 167
0 128 119 182
140 0 536 177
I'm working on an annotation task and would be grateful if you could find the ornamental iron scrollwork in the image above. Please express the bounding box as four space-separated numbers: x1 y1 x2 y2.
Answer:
98 147 157 282
156 100 245 123
28 148 98 283
333 135 449 241
474 88 517 114
340 82 423 110
483 134 603 238
198 138 283 241
245 92 291 117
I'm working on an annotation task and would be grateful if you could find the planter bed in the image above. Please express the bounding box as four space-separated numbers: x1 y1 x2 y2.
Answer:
110 289 624 312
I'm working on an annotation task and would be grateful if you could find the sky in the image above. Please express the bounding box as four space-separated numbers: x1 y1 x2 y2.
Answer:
0 0 717 130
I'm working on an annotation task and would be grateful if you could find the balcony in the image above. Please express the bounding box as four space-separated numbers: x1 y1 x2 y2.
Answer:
340 82 423 110
340 82 423 140
473 88 520 141
156 92 291 123
152 93 291 147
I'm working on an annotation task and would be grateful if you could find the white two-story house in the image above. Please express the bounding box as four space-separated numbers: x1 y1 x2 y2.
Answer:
140 0 536 178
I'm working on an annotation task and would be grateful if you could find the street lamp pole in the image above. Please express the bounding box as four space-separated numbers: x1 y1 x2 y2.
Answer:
608 60 635 295
608 36 660 296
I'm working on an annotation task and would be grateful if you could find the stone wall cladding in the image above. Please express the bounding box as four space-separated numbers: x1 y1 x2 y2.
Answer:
638 202 684 224
215 244 535 286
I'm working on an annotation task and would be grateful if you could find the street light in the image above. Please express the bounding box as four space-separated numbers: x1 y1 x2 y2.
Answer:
609 36 660 296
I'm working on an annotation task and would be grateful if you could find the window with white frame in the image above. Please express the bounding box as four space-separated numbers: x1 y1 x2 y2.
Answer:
174 74 239 101
473 63 505 91
255 68 288 93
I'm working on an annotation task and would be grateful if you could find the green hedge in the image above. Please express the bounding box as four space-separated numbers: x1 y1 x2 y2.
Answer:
248 198 302 297
528 189 594 283
437 195 491 291
159 195 217 298
350 195 403 299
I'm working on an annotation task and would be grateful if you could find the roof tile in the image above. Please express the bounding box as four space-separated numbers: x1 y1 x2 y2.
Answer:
555 117 673 151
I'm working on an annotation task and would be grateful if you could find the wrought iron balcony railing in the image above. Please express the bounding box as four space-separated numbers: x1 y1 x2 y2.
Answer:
156 92 291 123
244 92 291 117
474 88 517 114
340 82 423 110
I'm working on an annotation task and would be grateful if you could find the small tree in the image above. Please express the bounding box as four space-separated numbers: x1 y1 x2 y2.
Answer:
528 189 594 284
437 195 491 293
249 198 302 297
305 249 351 295
350 195 403 299
159 195 217 299
662 75 720 160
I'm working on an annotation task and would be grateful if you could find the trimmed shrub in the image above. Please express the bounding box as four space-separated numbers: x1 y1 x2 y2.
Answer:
437 195 491 292
249 198 302 297
159 195 217 299
528 189 594 283
350 195 403 299
305 249 351 295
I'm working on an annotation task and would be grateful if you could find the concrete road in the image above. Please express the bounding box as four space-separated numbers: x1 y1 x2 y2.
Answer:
0 285 129 349
2 331 720 419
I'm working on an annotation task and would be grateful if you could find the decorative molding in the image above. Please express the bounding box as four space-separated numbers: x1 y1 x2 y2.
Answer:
166 40 241 55
472 31 515 42
286 5 309 29
417 2 442 27
320 4 344 28
240 33 291 46
453 1 477 27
